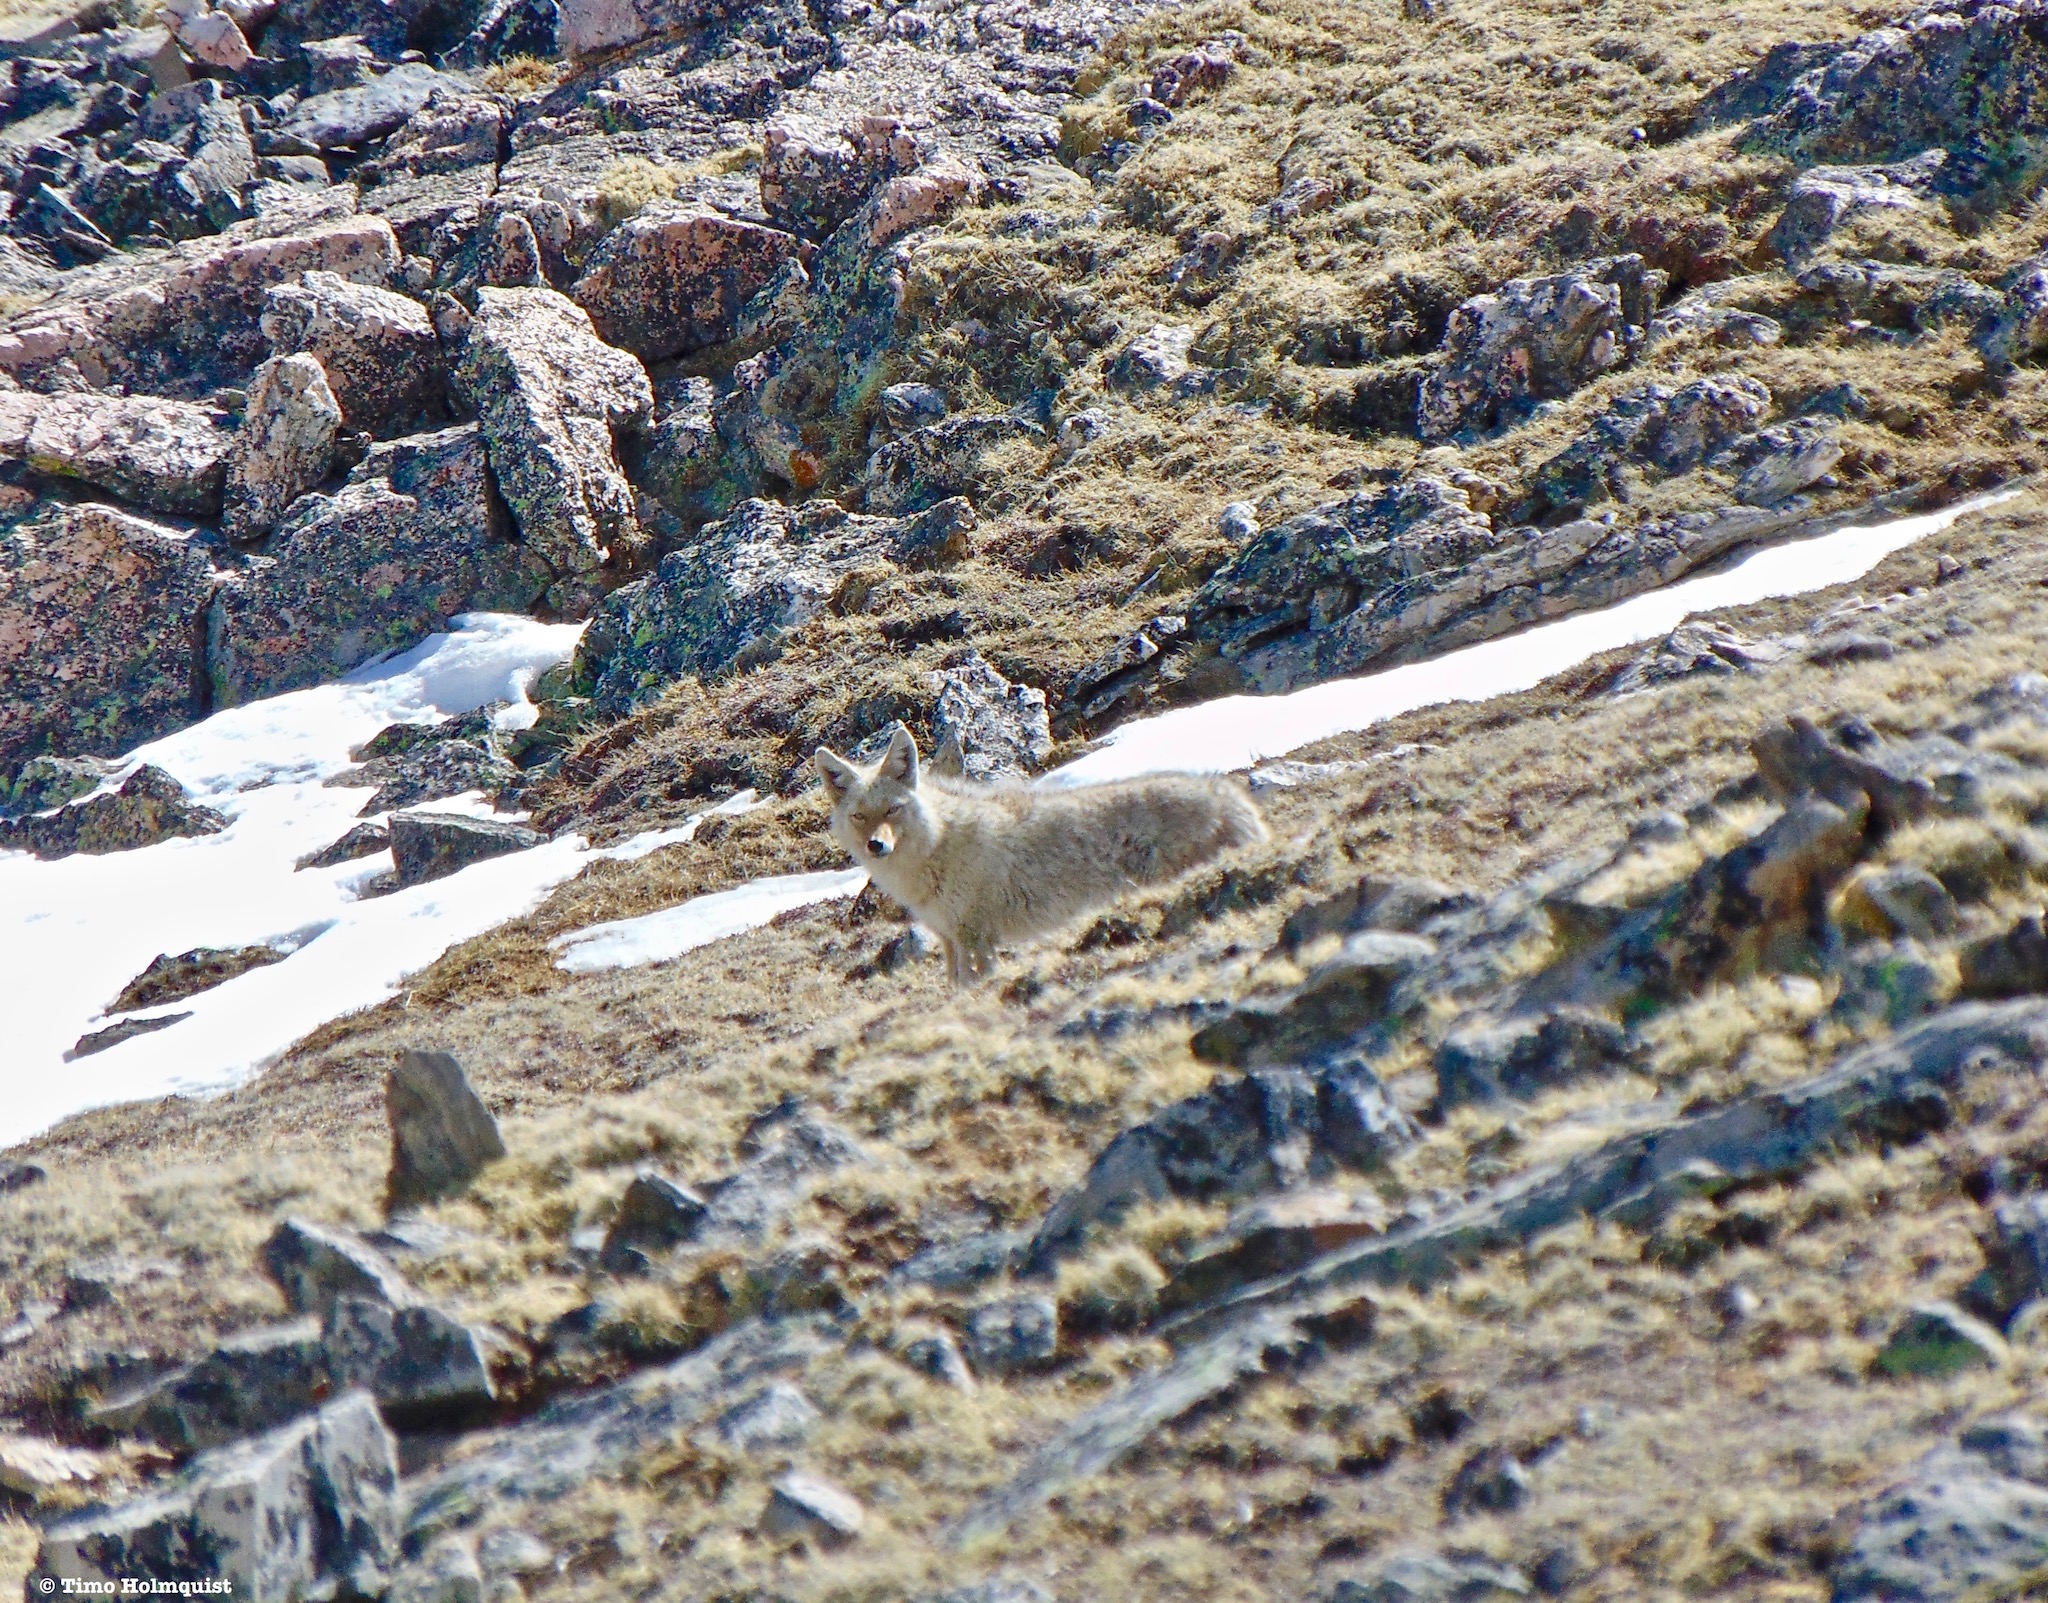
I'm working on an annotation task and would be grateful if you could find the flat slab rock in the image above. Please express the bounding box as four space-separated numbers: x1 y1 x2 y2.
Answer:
389 811 543 887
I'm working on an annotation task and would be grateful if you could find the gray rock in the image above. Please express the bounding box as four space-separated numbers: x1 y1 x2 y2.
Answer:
86 79 255 243
1794 258 2001 334
35 1392 399 1601
1107 322 1194 390
930 654 1052 780
223 352 343 541
1434 1006 1633 1107
389 811 542 888
0 1160 45 1193
1277 874 1477 955
860 412 1042 517
0 764 225 861
893 1230 1028 1291
626 375 723 522
398 1319 833 1546
880 381 948 435
1832 1412 2048 1601
1837 864 1957 943
762 1470 865 1545
1978 251 2048 371
1768 152 1948 263
1874 1302 2008 1378
296 821 392 870
712 1381 820 1451
1027 1061 1417 1270
1 754 112 819
0 389 232 517
210 425 547 706
1530 377 1770 512
1066 614 1186 720
571 207 802 361
598 1170 709 1274
456 286 653 603
761 114 925 241
965 1296 1059 1375
90 1319 331 1450
1192 931 1439 1069
386 1532 485 1603
1608 620 1793 694
899 1327 977 1391
323 1296 497 1423
556 0 703 55
108 943 290 1012
261 271 445 435
263 1217 417 1316
385 1048 507 1214
1759 0 2048 184
1961 915 2048 999
0 507 219 777
690 1111 869 1248
1327 1551 1532 1602
1162 1190 1391 1314
1443 1445 1532 1516
1962 1194 2048 1328
1418 255 1662 439
283 63 458 152
338 738 518 817
1729 419 1844 505
575 498 905 713
889 495 977 570
67 1014 193 1061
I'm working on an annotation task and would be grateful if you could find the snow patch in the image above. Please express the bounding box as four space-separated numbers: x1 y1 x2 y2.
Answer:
551 869 871 974
1050 491 2020 786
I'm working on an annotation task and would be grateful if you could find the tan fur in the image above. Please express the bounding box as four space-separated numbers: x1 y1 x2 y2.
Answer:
814 725 1268 983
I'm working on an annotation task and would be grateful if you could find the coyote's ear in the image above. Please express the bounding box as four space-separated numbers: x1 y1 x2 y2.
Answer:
880 723 920 785
815 747 858 798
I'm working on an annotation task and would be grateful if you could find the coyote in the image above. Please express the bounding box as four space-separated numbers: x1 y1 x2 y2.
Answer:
815 724 1268 983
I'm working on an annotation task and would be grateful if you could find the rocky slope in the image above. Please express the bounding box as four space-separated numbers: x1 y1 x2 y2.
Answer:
9 0 2048 1599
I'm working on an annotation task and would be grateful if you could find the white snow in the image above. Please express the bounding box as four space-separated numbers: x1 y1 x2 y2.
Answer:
1051 490 2020 787
0 614 617 1152
550 868 871 974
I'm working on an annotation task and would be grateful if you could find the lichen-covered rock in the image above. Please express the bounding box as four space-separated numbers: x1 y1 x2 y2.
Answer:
389 810 544 887
263 1218 418 1315
282 64 462 153
861 412 1042 516
210 424 546 705
86 79 255 244
0 505 218 776
456 286 653 601
760 115 924 240
1186 475 1505 692
1530 376 1770 512
223 353 343 541
336 736 518 815
571 207 802 361
930 653 1052 780
1759 0 2048 175
0 215 401 398
624 375 726 524
34 1392 399 1601
0 390 231 517
1832 1413 2048 1602
1725 418 1844 505
576 498 904 713
1977 251 2048 371
0 764 225 860
555 0 680 54
1767 151 1948 263
0 754 111 819
1418 255 1662 440
1107 322 1194 391
91 1319 334 1450
323 1296 497 1423
261 270 446 434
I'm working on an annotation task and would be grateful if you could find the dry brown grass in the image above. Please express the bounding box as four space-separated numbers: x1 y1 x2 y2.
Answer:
11 492 2048 1598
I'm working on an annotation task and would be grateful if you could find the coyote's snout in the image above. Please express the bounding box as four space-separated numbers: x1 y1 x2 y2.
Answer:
815 724 1268 984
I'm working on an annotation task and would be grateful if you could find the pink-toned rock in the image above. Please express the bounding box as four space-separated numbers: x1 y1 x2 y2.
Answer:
0 217 400 396
760 115 923 240
0 505 219 774
865 159 986 248
555 0 693 57
571 208 801 361
176 8 254 69
260 270 444 434
0 391 230 516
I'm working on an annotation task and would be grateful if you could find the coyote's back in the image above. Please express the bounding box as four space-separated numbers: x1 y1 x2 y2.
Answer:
815 725 1267 981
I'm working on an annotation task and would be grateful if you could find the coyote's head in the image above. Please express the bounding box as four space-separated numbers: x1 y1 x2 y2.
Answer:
814 724 937 868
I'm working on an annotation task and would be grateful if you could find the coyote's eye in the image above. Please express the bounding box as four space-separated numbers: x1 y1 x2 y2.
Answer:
885 802 905 819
